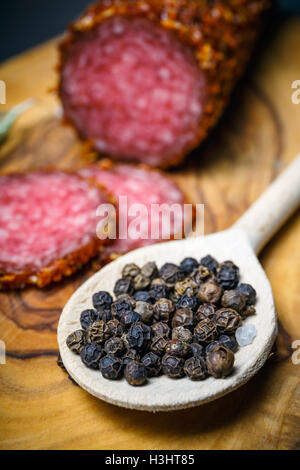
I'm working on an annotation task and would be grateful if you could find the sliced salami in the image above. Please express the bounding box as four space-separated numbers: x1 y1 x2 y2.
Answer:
0 170 111 288
79 161 189 258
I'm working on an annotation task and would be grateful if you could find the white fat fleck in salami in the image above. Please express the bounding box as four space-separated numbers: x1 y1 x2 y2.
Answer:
79 163 187 255
60 16 205 167
0 171 108 274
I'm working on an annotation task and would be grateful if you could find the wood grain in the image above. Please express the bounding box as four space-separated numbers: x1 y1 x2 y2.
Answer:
0 18 300 449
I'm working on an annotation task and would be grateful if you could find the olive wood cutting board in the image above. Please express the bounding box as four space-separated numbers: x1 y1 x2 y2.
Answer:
0 17 299 450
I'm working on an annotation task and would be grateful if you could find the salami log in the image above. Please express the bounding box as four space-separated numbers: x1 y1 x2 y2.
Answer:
0 170 112 289
79 160 189 258
59 0 270 168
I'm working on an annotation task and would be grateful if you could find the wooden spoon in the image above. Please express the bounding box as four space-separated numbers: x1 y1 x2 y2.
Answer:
58 155 300 411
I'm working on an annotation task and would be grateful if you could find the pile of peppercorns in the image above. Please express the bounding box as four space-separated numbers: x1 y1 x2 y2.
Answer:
65 255 257 386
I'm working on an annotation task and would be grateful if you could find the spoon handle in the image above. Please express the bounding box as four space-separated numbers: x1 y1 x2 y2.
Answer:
233 154 300 254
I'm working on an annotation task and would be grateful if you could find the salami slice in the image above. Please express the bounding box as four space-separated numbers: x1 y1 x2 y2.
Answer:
59 1 268 168
0 170 112 288
79 161 189 258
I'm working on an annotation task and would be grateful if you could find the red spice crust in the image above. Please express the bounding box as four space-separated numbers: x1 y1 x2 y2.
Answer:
0 169 115 290
58 0 271 168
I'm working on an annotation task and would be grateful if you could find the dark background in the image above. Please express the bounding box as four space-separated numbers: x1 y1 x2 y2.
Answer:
0 0 299 63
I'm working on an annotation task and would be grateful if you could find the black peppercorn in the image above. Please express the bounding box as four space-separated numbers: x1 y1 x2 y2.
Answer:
126 322 151 352
206 345 234 378
199 254 218 274
104 337 125 356
221 289 246 313
80 309 98 330
66 329 86 354
190 343 204 357
180 257 199 275
159 263 184 285
153 298 175 322
141 261 158 280
111 299 133 320
113 277 134 297
97 308 113 323
120 311 141 330
205 341 222 355
242 305 256 317
107 318 124 337
216 261 239 289
175 295 198 311
123 349 140 367
195 303 216 322
197 280 223 304
184 356 207 380
149 278 168 301
191 265 212 285
219 334 238 352
81 343 103 369
122 263 140 278
100 355 123 380
151 322 170 338
214 308 241 333
162 354 185 378
116 294 136 308
236 283 256 306
134 301 154 324
92 290 113 310
194 319 218 343
172 308 194 329
141 352 161 377
134 290 153 304
87 320 110 344
174 278 197 297
124 361 147 386
150 335 168 356
166 339 190 358
172 326 193 343
133 273 151 291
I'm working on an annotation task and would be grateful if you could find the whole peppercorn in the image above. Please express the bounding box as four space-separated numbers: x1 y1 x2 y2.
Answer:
197 280 223 304
107 318 124 337
134 301 154 324
123 349 140 367
219 334 238 352
242 305 256 317
195 303 216 322
111 299 133 320
172 326 193 343
184 356 207 380
174 278 197 297
199 255 218 274
120 311 141 330
205 341 222 355
191 265 212 285
134 290 153 304
124 361 147 386
159 263 184 285
221 289 246 313
150 335 168 356
87 320 110 344
92 290 113 310
151 322 170 338
180 257 199 275
166 339 190 358
153 298 175 322
66 329 86 354
126 322 151 352
80 309 98 330
141 261 158 280
141 352 161 377
122 263 140 278
113 277 134 297
216 261 239 289
149 278 168 301
175 295 198 311
215 308 241 333
194 318 218 343
172 308 194 329
236 283 257 306
97 308 112 323
206 345 234 378
190 343 204 357
81 343 103 369
133 273 150 291
116 294 136 308
104 337 125 356
162 354 185 378
100 355 123 380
